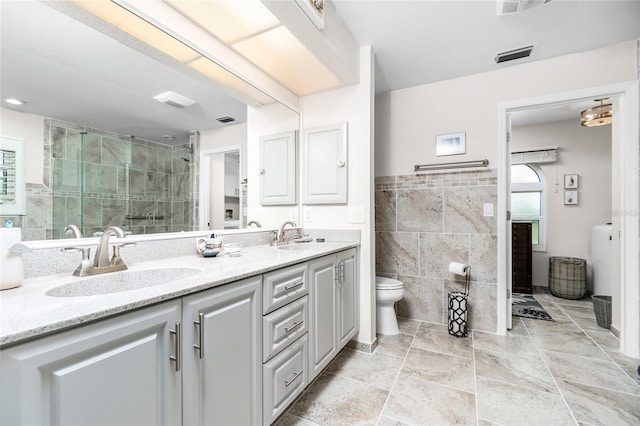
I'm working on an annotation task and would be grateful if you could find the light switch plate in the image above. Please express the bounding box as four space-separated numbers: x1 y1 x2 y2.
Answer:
483 203 494 217
303 206 313 222
350 207 365 224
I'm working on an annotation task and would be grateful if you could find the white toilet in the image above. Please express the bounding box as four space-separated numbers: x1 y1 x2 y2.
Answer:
375 276 405 335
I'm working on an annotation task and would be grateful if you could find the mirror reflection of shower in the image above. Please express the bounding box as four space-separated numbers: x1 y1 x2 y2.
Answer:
50 119 196 238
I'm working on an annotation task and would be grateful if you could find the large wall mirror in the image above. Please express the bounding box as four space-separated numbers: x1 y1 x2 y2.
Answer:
0 1 300 242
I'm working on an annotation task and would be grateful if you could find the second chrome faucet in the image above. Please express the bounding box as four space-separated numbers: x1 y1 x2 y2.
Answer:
63 225 135 277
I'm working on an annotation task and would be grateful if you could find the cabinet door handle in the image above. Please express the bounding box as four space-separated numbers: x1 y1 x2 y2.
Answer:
194 312 205 359
284 320 304 333
170 322 181 372
339 261 345 282
284 370 303 387
284 282 304 291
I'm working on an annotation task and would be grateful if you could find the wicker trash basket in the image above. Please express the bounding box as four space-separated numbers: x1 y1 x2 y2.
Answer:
548 256 587 299
592 295 612 329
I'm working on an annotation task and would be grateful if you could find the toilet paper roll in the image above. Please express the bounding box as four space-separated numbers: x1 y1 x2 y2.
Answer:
448 262 469 276
1 227 24 290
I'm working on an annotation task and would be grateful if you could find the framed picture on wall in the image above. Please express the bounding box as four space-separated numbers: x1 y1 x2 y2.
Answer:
436 132 466 156
564 174 579 189
564 190 579 205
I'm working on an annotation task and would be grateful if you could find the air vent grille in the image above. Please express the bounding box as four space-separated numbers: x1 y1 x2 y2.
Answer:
495 45 535 63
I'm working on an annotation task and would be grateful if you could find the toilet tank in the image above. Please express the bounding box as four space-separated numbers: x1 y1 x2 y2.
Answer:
591 224 612 296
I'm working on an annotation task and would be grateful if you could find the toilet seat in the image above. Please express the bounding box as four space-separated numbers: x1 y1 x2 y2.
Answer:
376 277 403 290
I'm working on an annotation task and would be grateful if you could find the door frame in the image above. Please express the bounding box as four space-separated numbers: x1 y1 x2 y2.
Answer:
497 80 639 358
199 145 243 231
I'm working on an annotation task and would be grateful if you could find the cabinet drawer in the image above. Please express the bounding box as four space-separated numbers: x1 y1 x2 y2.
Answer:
263 263 308 314
263 295 308 362
263 334 308 425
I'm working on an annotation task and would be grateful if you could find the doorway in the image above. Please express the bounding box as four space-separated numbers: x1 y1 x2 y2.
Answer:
497 81 640 358
199 146 243 231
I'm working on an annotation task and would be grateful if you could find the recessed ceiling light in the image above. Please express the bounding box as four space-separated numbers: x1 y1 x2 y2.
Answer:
216 116 236 123
4 98 26 106
162 135 175 140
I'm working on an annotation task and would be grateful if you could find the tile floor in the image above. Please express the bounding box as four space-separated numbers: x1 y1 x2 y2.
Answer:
276 292 640 425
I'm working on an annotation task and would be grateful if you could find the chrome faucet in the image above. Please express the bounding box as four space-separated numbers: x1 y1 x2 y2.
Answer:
64 224 83 239
63 225 135 277
276 221 301 244
94 226 127 270
247 220 262 228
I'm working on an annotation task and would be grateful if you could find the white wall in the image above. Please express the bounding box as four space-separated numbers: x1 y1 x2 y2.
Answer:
299 46 376 347
512 120 612 289
375 41 637 178
246 103 300 228
0 108 44 185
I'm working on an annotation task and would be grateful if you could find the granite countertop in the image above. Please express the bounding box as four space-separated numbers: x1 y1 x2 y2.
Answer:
0 241 358 347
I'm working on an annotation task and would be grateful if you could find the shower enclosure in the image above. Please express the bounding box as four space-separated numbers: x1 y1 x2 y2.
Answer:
51 121 197 239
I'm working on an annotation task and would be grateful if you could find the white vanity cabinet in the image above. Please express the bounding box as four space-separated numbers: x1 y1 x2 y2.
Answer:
308 248 359 381
182 276 262 426
0 301 182 426
0 245 359 426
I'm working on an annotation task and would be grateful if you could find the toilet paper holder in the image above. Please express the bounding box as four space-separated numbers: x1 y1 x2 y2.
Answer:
448 262 470 338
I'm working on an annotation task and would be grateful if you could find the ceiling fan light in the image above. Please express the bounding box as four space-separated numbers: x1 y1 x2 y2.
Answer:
580 99 612 127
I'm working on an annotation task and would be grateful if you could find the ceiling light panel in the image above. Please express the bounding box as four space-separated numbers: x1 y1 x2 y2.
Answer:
188 57 274 105
165 0 280 44
71 1 200 63
232 26 342 96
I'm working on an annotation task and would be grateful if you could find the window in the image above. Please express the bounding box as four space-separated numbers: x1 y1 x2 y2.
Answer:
511 164 545 250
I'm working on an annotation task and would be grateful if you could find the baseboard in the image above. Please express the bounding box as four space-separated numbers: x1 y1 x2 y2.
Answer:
610 324 621 338
347 336 378 354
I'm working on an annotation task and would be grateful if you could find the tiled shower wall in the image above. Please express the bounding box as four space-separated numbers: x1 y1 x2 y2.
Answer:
13 119 198 240
375 169 498 332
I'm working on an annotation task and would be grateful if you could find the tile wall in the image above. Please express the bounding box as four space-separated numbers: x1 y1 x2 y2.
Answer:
13 119 198 240
375 169 498 332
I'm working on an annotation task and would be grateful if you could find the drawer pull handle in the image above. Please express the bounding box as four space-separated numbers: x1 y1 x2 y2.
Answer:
194 312 205 359
284 370 303 387
170 322 181 372
284 282 304 291
285 320 304 333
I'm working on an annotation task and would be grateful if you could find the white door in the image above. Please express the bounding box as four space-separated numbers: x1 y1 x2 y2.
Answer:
308 255 337 380
506 113 513 329
0 301 182 425
182 277 262 426
337 248 358 346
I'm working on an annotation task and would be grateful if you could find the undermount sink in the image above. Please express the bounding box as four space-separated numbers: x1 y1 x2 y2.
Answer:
46 267 203 298
276 243 313 250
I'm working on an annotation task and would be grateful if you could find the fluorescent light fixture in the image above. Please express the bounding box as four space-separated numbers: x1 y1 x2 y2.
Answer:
153 91 196 108
165 0 280 44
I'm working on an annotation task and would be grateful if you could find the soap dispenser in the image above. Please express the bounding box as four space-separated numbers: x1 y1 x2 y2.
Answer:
1 220 24 290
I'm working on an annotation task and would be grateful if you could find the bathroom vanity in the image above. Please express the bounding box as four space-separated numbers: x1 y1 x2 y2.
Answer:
0 241 359 425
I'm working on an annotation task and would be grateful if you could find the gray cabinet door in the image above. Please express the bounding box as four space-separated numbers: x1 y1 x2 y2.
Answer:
182 276 262 426
337 248 359 347
308 254 337 380
0 301 182 426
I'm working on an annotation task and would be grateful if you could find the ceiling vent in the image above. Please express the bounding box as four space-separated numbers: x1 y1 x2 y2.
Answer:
216 116 236 123
153 91 196 108
497 0 553 15
495 44 536 63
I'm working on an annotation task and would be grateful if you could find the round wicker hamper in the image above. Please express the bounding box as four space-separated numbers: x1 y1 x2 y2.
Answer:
548 256 587 299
